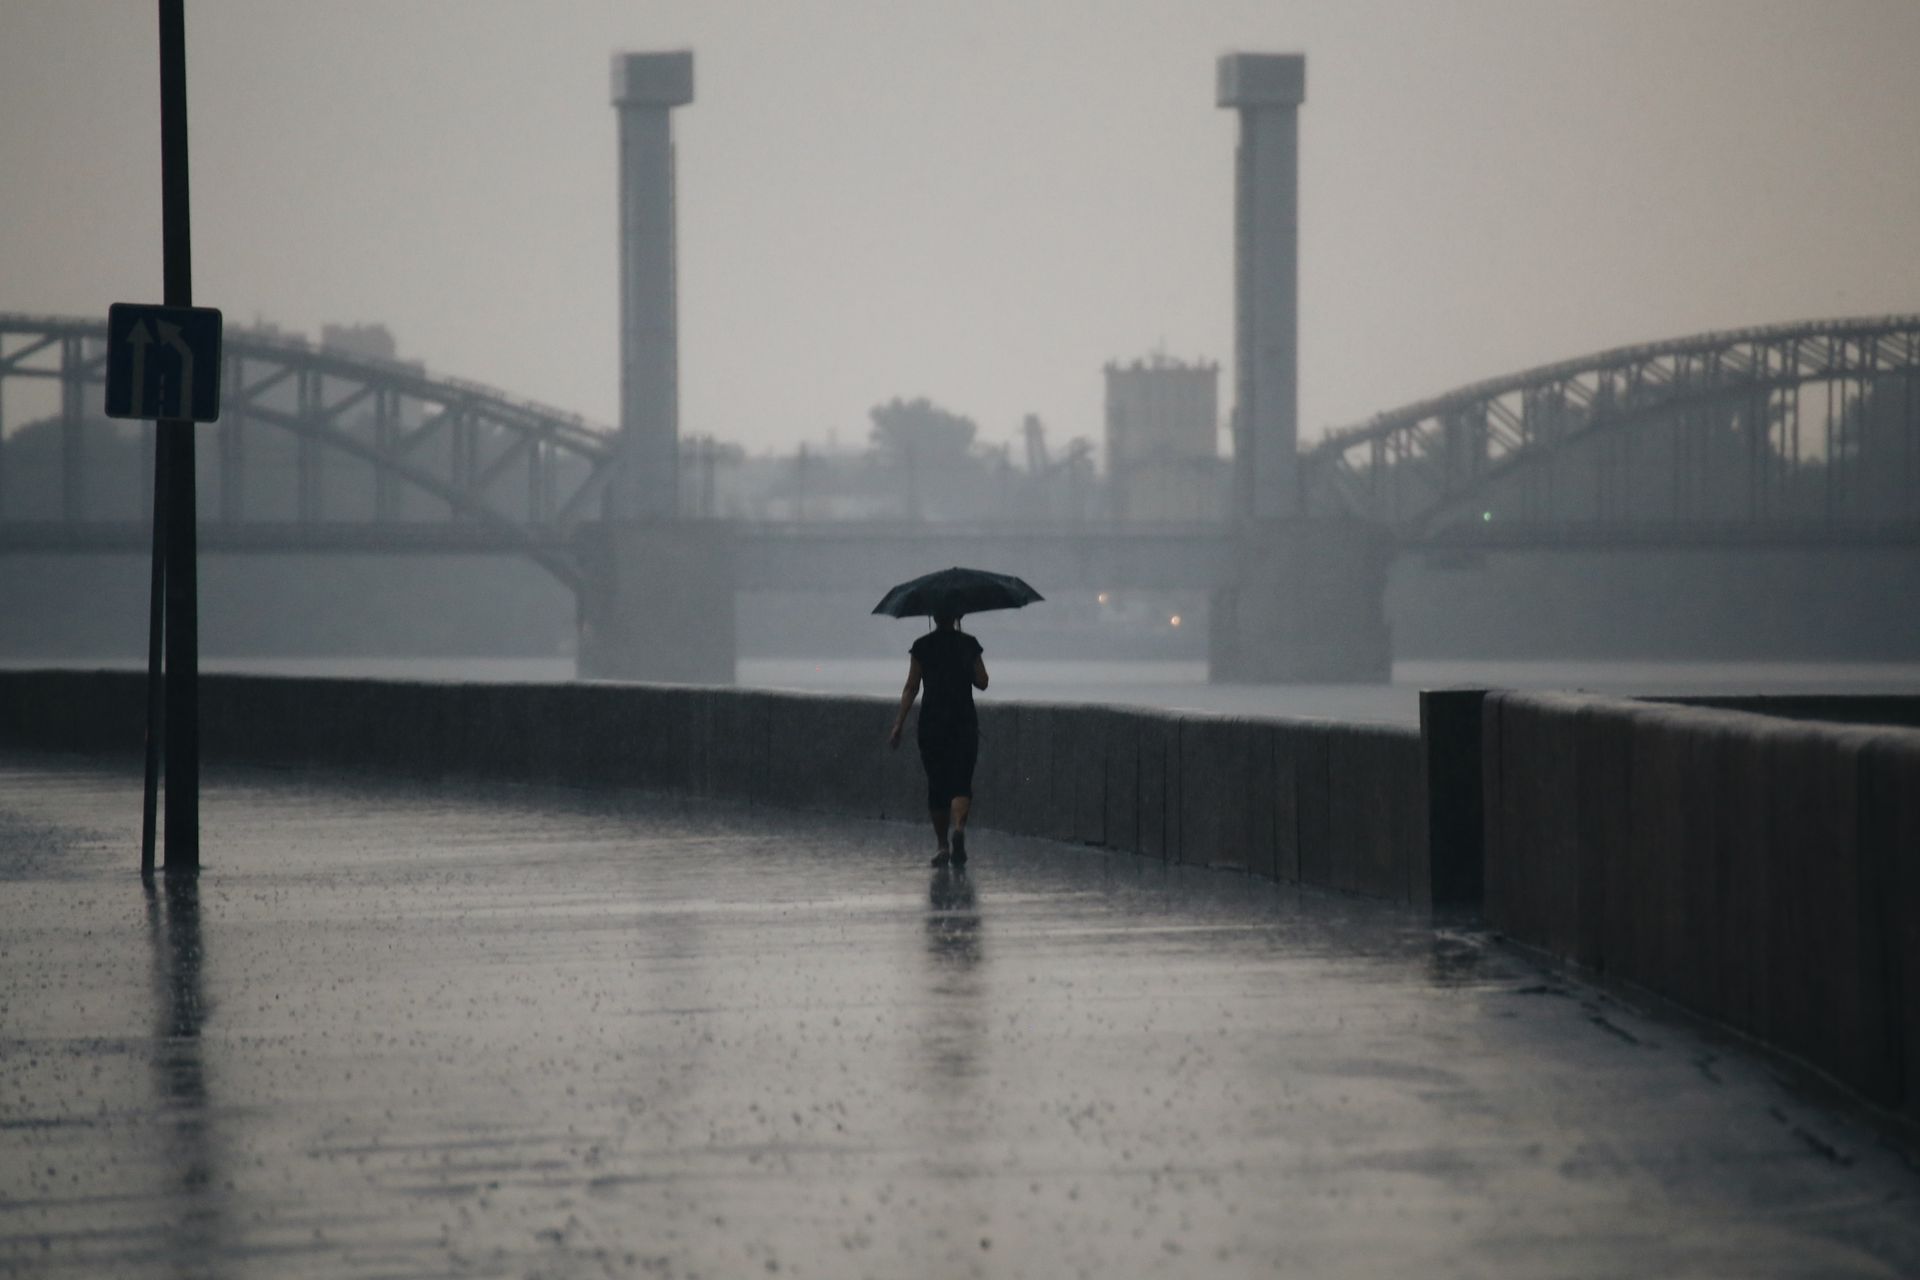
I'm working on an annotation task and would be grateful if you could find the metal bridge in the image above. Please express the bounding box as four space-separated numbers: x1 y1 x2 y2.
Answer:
0 313 614 586
1302 315 1920 544
4 313 1920 594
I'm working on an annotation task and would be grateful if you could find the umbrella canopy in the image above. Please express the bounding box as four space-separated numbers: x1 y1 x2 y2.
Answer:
871 566 1044 619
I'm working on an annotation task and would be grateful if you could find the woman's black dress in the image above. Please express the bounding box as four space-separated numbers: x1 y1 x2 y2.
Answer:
909 629 982 811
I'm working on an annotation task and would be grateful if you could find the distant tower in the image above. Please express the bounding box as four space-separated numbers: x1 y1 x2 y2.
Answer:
1218 53 1304 520
610 51 694 518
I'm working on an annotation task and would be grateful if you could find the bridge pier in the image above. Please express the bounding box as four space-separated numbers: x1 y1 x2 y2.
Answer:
575 521 736 684
1208 519 1393 683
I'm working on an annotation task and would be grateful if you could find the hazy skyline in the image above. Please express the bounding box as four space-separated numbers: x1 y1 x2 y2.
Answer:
4 0 1918 457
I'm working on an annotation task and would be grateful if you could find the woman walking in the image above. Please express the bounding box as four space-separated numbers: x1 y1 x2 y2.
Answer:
887 612 989 867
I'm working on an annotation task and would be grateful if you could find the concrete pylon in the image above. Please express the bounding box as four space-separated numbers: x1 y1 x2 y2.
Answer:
579 52 737 685
1218 53 1304 521
1210 54 1392 684
576 521 736 685
1208 519 1393 684
610 51 693 519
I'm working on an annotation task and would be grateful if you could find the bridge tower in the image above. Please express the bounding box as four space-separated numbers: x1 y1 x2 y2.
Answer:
610 51 691 518
1219 53 1303 519
1212 53 1391 682
580 51 737 683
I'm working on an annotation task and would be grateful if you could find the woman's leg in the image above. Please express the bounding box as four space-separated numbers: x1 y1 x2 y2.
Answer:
950 735 978 837
920 737 951 854
947 797 972 863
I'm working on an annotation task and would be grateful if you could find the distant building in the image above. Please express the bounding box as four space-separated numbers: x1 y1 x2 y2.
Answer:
320 323 400 364
1103 354 1227 521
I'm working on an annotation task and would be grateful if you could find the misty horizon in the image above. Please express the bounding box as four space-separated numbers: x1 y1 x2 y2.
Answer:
5 0 1919 459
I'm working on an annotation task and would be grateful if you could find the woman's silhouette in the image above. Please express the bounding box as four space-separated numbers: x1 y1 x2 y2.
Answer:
887 612 990 866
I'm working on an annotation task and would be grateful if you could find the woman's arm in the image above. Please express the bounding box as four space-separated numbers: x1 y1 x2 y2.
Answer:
972 655 989 691
888 658 923 749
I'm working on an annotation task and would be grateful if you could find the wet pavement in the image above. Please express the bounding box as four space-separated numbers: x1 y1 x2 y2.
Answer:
3 753 1918 1279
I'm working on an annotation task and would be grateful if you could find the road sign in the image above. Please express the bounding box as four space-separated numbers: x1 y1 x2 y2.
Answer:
105 302 222 423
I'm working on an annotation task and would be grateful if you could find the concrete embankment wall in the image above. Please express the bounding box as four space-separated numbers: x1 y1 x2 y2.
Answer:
1483 691 1920 1122
0 669 1441 905
7 669 1915 1120
1654 694 1920 731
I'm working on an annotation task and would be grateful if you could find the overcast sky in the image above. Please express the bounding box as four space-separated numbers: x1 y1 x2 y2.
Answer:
4 0 1918 456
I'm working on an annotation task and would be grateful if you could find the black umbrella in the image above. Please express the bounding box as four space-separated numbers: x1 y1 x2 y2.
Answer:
871 566 1044 619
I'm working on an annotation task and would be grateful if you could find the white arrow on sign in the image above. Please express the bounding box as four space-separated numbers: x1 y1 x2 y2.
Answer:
126 320 153 418
156 320 194 418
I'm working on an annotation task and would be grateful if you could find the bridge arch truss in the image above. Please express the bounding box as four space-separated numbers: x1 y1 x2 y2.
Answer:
0 314 621 585
1301 316 1920 545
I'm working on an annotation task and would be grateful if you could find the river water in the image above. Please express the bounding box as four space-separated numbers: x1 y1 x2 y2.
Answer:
23 654 1920 728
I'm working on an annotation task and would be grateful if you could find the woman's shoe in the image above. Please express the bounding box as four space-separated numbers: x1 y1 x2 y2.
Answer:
930 849 952 867
950 831 967 865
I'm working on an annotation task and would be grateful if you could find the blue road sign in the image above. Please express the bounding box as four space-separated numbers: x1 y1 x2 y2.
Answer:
104 302 223 423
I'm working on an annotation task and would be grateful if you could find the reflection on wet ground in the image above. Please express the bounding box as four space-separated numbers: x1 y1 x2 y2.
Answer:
921 869 985 1083
142 870 223 1277
2 753 1917 1278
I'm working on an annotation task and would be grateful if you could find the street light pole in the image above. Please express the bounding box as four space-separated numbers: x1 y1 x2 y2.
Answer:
139 426 166 875
156 0 199 870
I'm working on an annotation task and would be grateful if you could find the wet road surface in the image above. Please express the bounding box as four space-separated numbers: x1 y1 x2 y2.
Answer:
3 753 1917 1278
